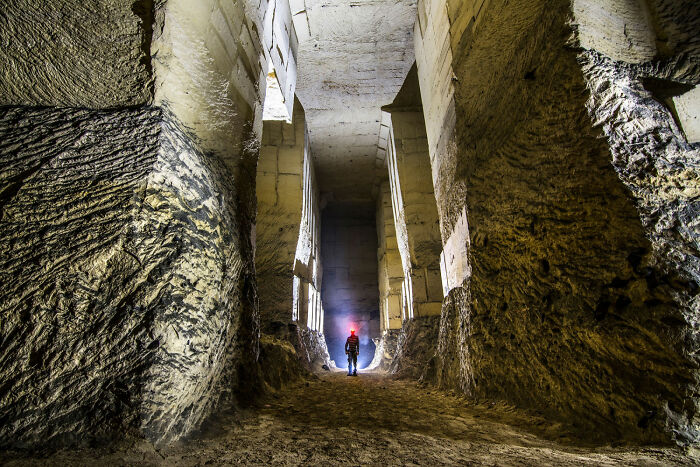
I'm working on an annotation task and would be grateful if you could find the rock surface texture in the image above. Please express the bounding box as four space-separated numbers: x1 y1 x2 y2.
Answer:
367 329 401 370
256 100 314 332
389 316 441 380
0 0 154 107
0 0 270 448
574 0 700 442
291 324 334 372
2 373 695 466
293 0 418 204
408 0 700 445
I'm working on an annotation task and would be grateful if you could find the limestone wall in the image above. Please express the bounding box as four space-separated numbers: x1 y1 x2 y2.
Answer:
261 0 298 118
0 0 271 448
256 96 329 369
257 100 314 327
295 133 324 335
376 182 404 332
411 0 700 444
414 0 457 198
383 71 443 319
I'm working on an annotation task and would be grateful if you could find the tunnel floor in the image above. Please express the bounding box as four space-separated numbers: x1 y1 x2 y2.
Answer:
3 372 695 466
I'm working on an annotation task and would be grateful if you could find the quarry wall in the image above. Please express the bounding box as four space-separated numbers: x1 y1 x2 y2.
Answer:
376 181 404 332
409 0 700 444
255 98 330 369
257 100 308 330
383 70 444 320
0 0 273 448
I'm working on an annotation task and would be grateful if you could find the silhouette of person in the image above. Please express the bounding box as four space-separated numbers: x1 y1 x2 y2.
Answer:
345 328 360 376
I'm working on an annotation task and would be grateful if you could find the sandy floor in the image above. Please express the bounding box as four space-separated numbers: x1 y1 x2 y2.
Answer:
2 371 697 466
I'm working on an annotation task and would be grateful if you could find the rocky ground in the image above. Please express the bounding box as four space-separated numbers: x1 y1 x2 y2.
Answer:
1 371 696 466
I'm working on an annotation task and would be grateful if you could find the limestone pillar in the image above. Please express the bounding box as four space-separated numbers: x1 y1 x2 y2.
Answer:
376 182 405 331
256 96 330 368
0 0 274 448
256 98 307 332
412 0 700 444
383 67 443 319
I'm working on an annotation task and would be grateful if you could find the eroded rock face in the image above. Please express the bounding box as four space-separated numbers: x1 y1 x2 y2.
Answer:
258 334 311 391
411 0 700 445
574 0 700 442
0 0 269 449
0 106 161 447
292 325 333 372
434 286 472 395
389 316 440 381
368 330 401 371
0 107 258 447
135 112 259 445
0 0 154 107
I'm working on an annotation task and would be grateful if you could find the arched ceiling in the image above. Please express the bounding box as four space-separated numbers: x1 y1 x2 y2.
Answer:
291 0 417 206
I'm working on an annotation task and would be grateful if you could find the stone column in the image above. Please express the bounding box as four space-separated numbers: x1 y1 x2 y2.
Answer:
381 76 443 321
377 181 405 331
256 97 330 368
0 0 272 448
383 67 443 318
412 0 700 444
256 99 307 332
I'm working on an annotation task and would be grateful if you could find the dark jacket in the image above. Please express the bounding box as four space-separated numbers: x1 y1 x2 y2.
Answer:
345 335 360 354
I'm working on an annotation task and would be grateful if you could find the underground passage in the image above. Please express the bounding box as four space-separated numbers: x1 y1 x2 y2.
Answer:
0 0 699 464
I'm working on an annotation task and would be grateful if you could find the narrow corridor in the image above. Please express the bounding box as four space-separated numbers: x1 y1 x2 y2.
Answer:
1 0 699 459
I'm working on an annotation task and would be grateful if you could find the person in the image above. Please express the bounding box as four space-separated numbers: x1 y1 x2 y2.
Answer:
345 328 360 376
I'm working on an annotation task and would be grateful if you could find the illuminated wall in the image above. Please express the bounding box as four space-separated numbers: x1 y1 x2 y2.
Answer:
256 98 323 334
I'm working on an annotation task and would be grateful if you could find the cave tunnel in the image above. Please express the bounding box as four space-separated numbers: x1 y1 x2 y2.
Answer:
320 202 380 370
1 0 700 464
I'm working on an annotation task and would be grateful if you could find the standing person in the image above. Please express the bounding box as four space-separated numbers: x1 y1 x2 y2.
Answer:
345 328 360 376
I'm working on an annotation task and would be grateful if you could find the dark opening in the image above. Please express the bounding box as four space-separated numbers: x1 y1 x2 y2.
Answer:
320 201 380 369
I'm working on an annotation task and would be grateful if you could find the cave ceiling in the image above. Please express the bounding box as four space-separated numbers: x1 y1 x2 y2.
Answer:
291 0 417 207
